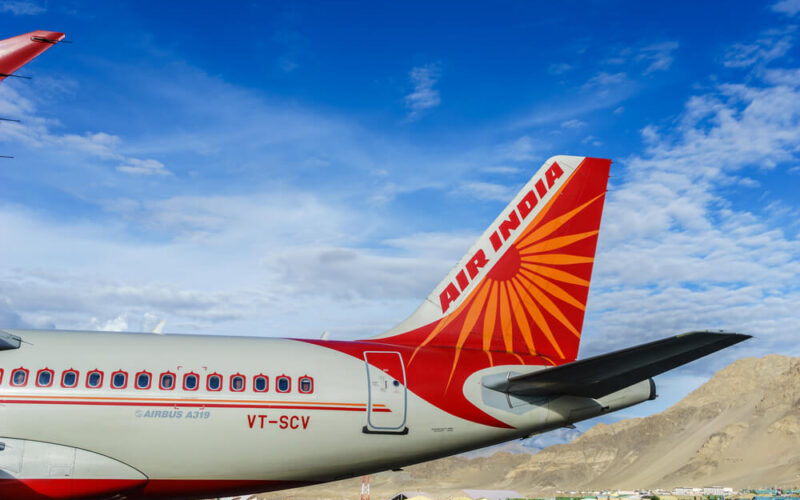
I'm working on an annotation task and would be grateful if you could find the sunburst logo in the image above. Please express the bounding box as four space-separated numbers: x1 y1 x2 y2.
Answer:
406 162 608 387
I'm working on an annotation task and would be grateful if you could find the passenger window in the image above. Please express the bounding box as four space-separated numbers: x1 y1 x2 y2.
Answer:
159 372 175 390
299 376 314 394
276 375 291 393
86 370 103 388
111 371 128 389
61 370 79 388
230 374 245 392
36 369 54 387
207 373 222 391
135 371 152 390
11 368 28 387
183 373 199 391
253 375 268 392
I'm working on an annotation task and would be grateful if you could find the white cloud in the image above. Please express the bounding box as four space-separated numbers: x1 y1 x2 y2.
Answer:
0 0 45 15
453 181 517 202
580 63 800 362
548 63 573 75
637 41 680 74
513 71 636 129
501 136 538 161
482 165 522 175
582 71 628 89
772 0 800 16
561 119 587 129
404 63 441 120
581 135 603 146
723 28 794 68
117 158 171 176
0 85 170 177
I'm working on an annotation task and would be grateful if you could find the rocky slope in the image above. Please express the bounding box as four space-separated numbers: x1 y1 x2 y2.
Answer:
257 355 800 499
503 354 800 491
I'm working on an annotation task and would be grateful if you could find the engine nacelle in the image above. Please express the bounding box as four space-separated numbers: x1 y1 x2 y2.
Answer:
547 378 656 426
0 437 147 499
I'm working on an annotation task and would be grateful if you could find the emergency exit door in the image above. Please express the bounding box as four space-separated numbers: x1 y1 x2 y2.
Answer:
363 351 408 433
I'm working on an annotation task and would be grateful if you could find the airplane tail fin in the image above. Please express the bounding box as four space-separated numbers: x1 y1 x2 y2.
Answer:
368 156 611 363
0 30 65 83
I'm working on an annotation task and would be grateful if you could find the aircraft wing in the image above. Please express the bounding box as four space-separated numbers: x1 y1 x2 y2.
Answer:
0 30 65 83
0 329 21 350
483 331 750 399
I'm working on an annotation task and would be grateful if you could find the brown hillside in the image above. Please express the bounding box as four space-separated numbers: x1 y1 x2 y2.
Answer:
504 354 800 491
258 355 800 499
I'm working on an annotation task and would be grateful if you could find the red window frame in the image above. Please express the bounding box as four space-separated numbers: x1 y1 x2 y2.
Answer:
86 369 104 389
298 375 314 394
206 372 222 392
183 372 199 391
159 371 176 391
0 368 4 385
134 370 152 390
229 373 246 392
253 374 269 393
10 367 29 387
36 368 55 387
110 370 128 389
276 374 291 393
60 369 80 388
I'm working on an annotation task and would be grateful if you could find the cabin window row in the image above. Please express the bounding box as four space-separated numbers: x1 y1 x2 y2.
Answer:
0 368 314 394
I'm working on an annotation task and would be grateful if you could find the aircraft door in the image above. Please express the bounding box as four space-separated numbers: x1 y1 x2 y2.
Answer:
363 351 408 434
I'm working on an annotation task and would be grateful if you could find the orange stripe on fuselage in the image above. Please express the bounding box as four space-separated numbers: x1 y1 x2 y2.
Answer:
0 394 387 411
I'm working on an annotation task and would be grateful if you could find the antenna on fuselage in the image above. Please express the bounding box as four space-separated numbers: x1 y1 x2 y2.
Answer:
320 330 330 340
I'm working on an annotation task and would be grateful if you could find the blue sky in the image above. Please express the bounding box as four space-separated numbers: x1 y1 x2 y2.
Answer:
1 0 799 432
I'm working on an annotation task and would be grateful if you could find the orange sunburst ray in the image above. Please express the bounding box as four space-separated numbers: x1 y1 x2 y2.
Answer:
505 281 536 355
520 264 590 287
519 253 594 265
482 282 499 352
516 193 605 249
408 281 482 363
517 274 581 338
510 278 564 358
524 272 586 311
445 282 492 390
499 283 514 353
518 230 598 254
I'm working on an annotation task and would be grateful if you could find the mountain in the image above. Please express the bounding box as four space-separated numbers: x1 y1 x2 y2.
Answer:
504 354 800 491
256 355 800 499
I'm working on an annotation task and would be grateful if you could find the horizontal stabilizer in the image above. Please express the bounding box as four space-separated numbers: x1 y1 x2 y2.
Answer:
484 331 750 399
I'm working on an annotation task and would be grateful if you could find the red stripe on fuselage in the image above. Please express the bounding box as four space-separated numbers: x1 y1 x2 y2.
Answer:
0 398 390 412
0 478 145 499
0 478 314 500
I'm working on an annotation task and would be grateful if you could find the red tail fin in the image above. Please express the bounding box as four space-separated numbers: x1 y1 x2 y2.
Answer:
0 30 65 83
369 156 611 363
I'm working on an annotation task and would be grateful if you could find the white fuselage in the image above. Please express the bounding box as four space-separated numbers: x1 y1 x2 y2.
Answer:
0 329 652 499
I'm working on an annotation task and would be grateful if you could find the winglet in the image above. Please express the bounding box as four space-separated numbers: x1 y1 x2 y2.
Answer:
0 30 65 83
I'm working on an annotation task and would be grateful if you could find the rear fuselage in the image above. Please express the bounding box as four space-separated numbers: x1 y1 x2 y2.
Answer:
0 329 582 499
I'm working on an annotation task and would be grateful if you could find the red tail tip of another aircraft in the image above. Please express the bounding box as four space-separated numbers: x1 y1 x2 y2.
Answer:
0 30 66 83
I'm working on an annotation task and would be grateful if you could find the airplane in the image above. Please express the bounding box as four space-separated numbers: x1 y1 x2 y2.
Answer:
0 30 65 84
0 30 66 159
0 155 749 499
